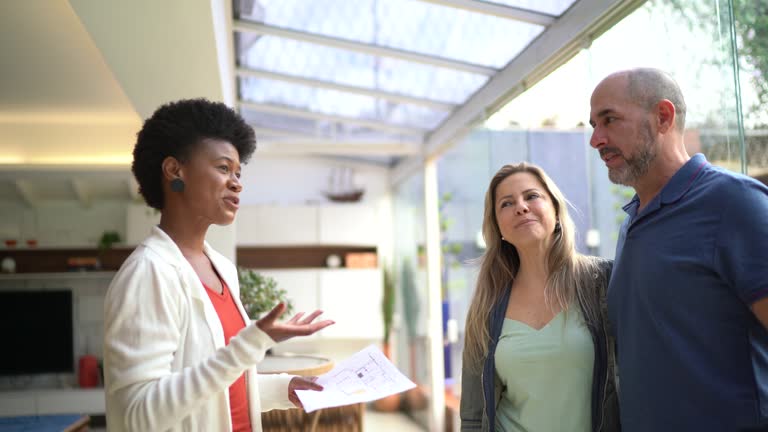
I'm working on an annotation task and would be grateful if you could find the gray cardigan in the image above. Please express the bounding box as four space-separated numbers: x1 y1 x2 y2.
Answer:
459 260 619 432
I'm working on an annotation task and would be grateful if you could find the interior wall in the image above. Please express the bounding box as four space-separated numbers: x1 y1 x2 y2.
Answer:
238 154 391 205
0 202 126 248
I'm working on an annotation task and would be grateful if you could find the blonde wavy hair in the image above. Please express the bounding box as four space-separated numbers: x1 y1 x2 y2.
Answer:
463 163 603 372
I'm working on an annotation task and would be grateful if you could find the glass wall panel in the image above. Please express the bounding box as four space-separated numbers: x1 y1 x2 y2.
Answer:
486 0 750 257
444 0 750 425
733 0 768 181
391 171 430 429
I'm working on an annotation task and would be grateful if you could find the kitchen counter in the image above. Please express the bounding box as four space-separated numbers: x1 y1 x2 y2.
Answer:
0 271 116 281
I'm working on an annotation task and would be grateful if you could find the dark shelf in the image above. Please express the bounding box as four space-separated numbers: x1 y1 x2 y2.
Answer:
0 248 133 273
0 245 378 273
237 245 377 269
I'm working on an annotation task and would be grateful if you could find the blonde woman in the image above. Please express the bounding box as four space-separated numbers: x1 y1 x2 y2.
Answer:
460 163 619 432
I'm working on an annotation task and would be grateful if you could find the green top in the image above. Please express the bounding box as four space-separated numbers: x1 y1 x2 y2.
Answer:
494 307 594 432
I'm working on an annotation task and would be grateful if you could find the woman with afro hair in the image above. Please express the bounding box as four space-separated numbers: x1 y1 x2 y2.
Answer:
103 99 334 432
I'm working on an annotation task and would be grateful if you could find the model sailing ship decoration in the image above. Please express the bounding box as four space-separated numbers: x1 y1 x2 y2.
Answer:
324 166 365 202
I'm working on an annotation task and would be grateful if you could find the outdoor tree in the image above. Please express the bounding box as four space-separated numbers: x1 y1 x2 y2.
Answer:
667 0 768 125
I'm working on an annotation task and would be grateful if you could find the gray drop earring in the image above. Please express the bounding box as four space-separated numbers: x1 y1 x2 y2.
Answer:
170 178 185 193
554 221 562 233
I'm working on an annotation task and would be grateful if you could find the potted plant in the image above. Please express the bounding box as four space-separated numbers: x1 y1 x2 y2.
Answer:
381 265 395 357
237 267 294 320
98 231 121 251
373 265 401 411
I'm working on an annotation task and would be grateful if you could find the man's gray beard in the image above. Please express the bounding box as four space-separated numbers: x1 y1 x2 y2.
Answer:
608 121 656 186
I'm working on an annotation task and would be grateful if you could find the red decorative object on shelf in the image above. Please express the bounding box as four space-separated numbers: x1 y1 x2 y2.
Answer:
78 354 100 388
4 239 17 248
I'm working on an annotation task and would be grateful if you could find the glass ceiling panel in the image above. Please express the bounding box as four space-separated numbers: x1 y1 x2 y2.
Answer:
237 0 544 69
239 76 448 129
240 109 422 143
237 34 488 104
489 0 578 16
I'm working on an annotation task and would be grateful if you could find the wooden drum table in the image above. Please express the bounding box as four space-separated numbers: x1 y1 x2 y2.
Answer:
259 353 364 432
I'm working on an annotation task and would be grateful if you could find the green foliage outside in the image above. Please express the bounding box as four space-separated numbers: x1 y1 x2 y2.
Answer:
731 1 768 119
667 0 768 125
610 185 635 241
438 191 464 299
237 267 294 319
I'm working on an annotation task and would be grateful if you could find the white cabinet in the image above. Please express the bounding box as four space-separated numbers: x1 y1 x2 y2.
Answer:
252 268 382 340
237 206 318 245
236 204 379 247
318 205 379 245
255 269 320 339
125 204 235 259
319 269 383 339
125 204 160 245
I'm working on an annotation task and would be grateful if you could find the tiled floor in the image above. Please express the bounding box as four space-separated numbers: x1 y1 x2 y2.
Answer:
364 411 425 432
90 411 424 431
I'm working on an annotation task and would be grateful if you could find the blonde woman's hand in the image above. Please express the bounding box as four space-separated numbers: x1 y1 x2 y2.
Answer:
288 376 323 409
256 303 335 342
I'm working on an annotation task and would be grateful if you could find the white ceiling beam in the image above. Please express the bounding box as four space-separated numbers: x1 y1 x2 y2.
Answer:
422 0 646 157
237 67 457 111
233 20 497 76
250 126 319 139
13 180 36 207
415 0 556 26
239 101 428 136
70 178 91 207
258 140 419 156
391 154 427 187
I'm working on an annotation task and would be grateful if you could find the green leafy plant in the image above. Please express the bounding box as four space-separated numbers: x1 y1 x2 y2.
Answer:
382 265 396 346
237 267 294 319
439 192 464 298
98 231 121 251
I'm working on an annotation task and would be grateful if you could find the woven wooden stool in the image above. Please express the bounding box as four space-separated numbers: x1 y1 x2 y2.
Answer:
259 353 364 432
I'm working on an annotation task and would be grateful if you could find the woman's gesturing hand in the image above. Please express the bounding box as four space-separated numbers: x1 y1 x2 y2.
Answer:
256 302 335 343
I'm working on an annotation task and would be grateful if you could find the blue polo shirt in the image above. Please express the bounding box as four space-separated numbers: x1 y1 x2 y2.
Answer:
609 153 768 431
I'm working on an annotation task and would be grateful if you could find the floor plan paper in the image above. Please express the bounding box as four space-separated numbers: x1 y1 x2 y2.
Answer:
295 344 416 413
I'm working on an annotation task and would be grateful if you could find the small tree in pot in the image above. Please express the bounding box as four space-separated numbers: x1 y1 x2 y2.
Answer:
373 265 401 412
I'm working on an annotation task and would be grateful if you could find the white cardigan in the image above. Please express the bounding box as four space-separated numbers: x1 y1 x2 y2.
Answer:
103 226 294 431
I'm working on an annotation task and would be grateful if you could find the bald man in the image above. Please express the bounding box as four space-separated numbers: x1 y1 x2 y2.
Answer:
589 68 768 431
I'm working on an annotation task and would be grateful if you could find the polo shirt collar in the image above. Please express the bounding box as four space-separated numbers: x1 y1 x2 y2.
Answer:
659 153 708 204
621 153 708 217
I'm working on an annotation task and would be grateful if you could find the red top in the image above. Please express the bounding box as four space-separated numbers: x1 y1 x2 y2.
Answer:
203 278 252 432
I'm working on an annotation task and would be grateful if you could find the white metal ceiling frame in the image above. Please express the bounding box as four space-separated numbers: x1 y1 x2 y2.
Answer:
236 67 458 111
256 139 421 156
391 0 647 183
231 1 558 155
417 0 557 25
250 122 422 157
232 20 494 153
232 20 499 75
238 101 429 136
232 0 645 159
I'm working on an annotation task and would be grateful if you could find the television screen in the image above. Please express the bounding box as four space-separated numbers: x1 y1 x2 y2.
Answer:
0 290 74 375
